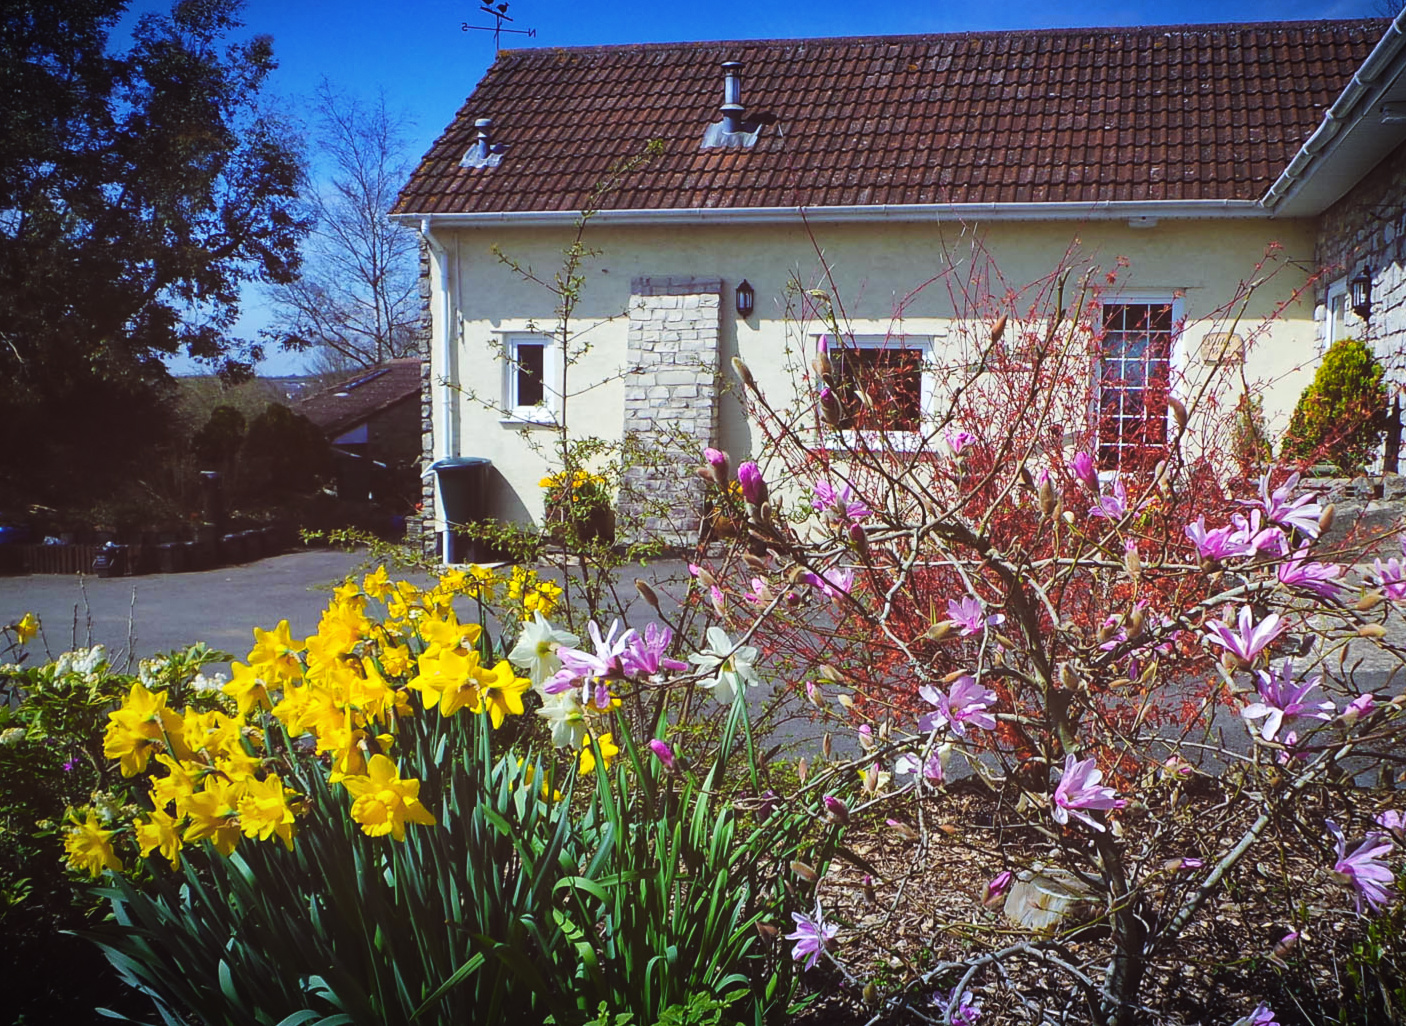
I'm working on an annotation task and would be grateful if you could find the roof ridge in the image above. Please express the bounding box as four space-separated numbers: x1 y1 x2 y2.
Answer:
495 17 1390 58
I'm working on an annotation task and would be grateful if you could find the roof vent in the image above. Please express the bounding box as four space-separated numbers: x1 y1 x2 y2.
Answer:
702 60 761 150
460 118 506 169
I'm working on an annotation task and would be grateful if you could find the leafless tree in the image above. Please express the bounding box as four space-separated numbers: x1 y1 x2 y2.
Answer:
268 81 420 369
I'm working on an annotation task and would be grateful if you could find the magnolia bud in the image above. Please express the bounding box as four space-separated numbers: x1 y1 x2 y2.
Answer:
1357 623 1388 639
634 578 660 610
990 314 1007 344
818 663 846 683
743 552 769 571
862 981 879 1005
1127 603 1145 636
1356 591 1385 611
886 818 920 842
790 860 818 883
796 758 808 784
1038 477 1057 517
757 922 779 943
823 732 833 759
862 874 877 903
692 565 716 588
822 794 850 826
731 355 756 391
1168 396 1188 432
813 349 833 379
926 621 955 641
1271 930 1300 962
848 522 870 559
941 669 968 683
1318 503 1335 536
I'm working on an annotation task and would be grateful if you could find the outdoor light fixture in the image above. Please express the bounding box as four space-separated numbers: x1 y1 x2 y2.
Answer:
1350 266 1373 322
735 279 755 318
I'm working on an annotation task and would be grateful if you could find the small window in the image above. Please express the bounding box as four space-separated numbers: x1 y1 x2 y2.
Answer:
1096 301 1177 471
819 334 932 440
503 334 555 424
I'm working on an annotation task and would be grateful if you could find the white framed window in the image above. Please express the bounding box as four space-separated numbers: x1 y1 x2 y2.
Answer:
501 333 556 425
1323 276 1355 353
1095 296 1183 471
818 333 933 446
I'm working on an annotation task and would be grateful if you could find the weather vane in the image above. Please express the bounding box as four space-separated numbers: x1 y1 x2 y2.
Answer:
461 2 536 50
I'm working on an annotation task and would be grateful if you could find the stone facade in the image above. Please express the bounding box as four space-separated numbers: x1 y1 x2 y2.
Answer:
617 276 723 548
1315 137 1406 390
412 240 436 557
1315 137 1406 469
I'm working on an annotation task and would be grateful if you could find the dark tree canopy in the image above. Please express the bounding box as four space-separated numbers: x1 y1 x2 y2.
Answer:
0 0 309 503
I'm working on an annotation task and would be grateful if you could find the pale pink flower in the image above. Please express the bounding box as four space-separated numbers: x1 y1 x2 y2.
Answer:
1204 605 1286 665
1371 552 1406 601
1231 1003 1279 1026
1253 471 1323 539
1241 659 1335 741
1375 810 1405 843
1185 515 1251 561
1339 693 1376 727
857 724 874 751
946 429 977 455
1276 544 1343 600
1327 819 1397 913
918 675 998 736
1227 509 1288 558
549 619 637 709
982 870 1013 908
812 480 871 523
937 987 982 1025
894 749 945 784
709 584 726 616
1089 477 1132 519
1052 754 1125 832
785 910 838 970
744 576 772 605
621 623 688 676
947 595 1004 636
1069 451 1099 491
822 794 850 825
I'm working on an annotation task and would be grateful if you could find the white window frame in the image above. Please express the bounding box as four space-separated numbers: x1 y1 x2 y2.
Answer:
816 333 934 451
500 333 558 426
1093 293 1185 472
1322 276 1358 353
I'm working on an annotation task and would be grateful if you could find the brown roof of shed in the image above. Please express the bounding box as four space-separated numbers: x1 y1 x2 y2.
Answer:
296 360 422 438
394 19 1388 215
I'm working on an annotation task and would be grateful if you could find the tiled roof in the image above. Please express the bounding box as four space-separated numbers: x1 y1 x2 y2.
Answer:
394 20 1388 215
296 359 422 437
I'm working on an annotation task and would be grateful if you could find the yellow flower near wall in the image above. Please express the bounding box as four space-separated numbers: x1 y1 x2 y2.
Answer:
341 754 436 840
15 612 38 644
64 808 122 877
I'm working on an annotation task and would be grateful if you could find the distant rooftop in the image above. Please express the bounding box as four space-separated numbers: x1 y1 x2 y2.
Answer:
296 360 421 436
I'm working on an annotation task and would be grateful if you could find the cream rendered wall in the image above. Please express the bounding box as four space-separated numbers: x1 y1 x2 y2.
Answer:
436 216 1320 525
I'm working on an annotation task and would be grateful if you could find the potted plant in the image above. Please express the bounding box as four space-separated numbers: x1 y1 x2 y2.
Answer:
540 469 614 547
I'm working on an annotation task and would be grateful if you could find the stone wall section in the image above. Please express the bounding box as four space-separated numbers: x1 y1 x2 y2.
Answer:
412 239 437 557
1315 138 1406 390
618 276 723 548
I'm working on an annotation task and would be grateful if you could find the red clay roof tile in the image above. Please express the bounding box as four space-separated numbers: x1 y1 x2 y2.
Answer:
395 20 1387 215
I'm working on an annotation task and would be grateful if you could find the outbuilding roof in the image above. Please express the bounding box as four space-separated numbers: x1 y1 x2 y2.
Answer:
394 19 1387 216
296 359 422 438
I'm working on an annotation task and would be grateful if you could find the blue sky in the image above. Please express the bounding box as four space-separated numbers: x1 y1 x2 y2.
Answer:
125 0 1386 374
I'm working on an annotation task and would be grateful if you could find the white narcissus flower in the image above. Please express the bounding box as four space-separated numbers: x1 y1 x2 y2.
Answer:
535 692 588 749
688 626 760 705
508 612 580 687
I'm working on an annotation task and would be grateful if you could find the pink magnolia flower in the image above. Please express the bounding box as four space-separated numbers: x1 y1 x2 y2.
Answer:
744 576 772 605
1276 544 1343 600
621 623 688 677
709 584 726 616
1204 605 1286 666
785 910 838 970
937 987 982 1025
895 749 945 784
857 724 874 751
947 595 1004 636
812 479 871 523
1241 660 1335 741
1253 471 1323 539
1089 477 1133 519
1232 1003 1279 1026
801 566 854 600
918 675 998 736
1228 510 1288 558
1185 515 1252 561
548 619 638 709
737 461 767 506
1371 549 1406 601
1375 810 1405 843
702 447 729 473
822 794 850 825
648 738 677 771
1327 819 1397 913
1069 450 1099 491
982 870 1013 908
946 429 977 455
1052 753 1125 832
1339 692 1376 727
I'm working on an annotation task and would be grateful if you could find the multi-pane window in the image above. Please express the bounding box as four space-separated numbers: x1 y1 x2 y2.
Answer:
1097 302 1174 470
504 335 554 423
822 334 930 435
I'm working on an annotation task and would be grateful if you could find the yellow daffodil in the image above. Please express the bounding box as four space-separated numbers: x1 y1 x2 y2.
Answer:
378 642 412 677
148 754 198 814
578 732 619 775
182 778 243 856
103 681 186 777
418 610 483 654
135 807 184 867
247 620 306 686
362 565 392 600
477 659 530 729
222 660 271 719
64 808 122 877
341 754 436 840
14 612 38 645
237 774 298 850
407 646 482 717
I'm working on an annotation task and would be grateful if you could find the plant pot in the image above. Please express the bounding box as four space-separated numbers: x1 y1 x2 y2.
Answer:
544 504 614 548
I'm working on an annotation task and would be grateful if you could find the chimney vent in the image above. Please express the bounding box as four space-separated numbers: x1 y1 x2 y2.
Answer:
721 61 744 133
461 117 506 168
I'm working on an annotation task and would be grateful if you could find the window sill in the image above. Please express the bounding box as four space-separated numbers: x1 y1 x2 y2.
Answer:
500 408 559 429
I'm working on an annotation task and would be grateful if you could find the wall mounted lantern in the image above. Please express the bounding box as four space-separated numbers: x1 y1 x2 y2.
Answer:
735 279 754 318
1350 266 1373 322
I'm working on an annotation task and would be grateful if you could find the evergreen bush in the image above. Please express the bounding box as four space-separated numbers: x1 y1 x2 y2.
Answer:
1282 338 1387 474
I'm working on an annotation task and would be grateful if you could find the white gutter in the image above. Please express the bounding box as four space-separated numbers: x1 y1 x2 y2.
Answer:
1262 10 1406 211
418 219 459 559
394 198 1267 230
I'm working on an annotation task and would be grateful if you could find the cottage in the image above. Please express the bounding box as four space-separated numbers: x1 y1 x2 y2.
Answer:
393 16 1406 559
